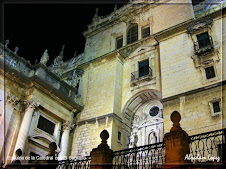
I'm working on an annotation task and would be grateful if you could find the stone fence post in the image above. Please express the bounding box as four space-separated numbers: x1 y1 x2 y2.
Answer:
90 130 114 169
164 111 190 169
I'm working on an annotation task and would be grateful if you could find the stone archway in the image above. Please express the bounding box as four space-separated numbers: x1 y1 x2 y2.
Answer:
122 89 163 148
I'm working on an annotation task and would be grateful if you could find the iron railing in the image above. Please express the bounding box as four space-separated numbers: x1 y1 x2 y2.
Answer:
57 156 91 169
5 129 226 169
113 142 165 169
189 128 226 163
131 67 152 82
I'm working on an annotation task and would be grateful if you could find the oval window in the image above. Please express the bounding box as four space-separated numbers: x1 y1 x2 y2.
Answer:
149 107 159 116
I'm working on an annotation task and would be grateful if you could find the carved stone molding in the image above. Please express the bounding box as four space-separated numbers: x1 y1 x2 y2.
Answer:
63 121 75 131
187 17 213 34
6 93 20 106
23 99 40 110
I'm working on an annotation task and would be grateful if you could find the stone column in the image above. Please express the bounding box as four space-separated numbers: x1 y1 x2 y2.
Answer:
12 99 39 160
164 111 190 169
90 130 114 169
0 101 23 166
0 94 19 157
58 121 74 160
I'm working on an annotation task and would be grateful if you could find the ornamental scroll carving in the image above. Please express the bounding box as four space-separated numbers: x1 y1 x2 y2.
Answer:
6 94 20 107
23 99 40 110
63 121 75 131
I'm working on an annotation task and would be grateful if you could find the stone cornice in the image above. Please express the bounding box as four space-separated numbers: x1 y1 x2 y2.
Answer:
77 113 122 125
1 62 83 112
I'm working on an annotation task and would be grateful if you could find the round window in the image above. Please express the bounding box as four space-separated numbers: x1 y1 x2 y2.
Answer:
149 107 159 116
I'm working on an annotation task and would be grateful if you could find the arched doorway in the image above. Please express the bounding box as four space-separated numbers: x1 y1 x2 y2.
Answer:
122 89 163 148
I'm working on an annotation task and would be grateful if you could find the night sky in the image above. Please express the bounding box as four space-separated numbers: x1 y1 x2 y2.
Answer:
3 0 129 65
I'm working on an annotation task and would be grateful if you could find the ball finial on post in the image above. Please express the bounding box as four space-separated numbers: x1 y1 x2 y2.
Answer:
100 129 109 144
170 111 182 132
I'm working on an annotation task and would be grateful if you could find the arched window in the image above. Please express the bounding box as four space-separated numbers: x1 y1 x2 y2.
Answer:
127 24 138 44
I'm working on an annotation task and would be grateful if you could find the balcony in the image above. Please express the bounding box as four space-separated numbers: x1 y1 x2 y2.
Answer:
194 36 214 56
131 67 152 85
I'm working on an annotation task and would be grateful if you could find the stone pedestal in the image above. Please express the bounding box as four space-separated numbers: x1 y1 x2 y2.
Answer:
164 111 190 169
90 130 114 169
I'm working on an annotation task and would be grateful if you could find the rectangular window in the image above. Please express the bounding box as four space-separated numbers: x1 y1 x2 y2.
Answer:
197 32 211 49
118 131 121 141
205 66 216 79
213 101 220 113
142 26 150 38
116 36 123 49
37 115 55 135
139 60 149 77
127 24 138 44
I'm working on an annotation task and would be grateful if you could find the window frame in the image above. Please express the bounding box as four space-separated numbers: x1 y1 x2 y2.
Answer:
209 98 222 117
141 26 150 39
127 24 138 45
138 59 150 78
37 115 56 135
200 63 219 84
204 66 216 80
196 31 211 49
116 36 123 50
35 112 58 137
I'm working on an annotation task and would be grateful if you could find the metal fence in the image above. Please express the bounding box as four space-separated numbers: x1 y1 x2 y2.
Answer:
113 142 165 169
4 129 226 169
57 156 91 169
189 128 226 164
131 67 152 82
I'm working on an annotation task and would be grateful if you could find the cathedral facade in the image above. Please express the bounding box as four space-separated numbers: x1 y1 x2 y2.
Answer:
0 0 225 166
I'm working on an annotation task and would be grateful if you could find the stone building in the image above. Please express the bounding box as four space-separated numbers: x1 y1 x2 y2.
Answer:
0 0 225 166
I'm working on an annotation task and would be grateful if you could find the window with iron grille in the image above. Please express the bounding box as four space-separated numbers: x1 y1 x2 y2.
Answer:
127 24 138 44
138 60 149 77
212 101 220 113
197 32 211 49
37 115 55 135
116 36 123 49
142 26 150 38
205 66 216 79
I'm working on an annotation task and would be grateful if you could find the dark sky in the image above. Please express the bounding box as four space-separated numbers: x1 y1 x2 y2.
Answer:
3 1 129 65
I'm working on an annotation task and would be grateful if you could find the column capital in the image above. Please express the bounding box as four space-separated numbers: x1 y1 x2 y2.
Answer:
23 99 40 110
71 109 78 114
6 93 20 105
63 121 75 131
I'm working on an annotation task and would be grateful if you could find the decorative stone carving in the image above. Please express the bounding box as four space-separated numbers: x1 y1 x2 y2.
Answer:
49 45 65 77
5 39 10 48
149 132 157 144
63 121 75 131
23 99 39 110
40 49 49 65
187 17 213 34
92 8 100 23
129 132 138 148
14 47 19 54
65 68 84 89
129 100 164 147
6 94 19 105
